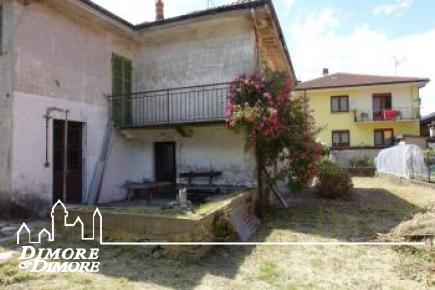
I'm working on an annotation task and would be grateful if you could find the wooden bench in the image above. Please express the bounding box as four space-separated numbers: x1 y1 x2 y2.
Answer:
178 171 222 201
124 181 172 203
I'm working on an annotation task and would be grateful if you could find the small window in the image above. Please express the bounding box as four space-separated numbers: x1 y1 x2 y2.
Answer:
331 96 349 113
374 129 394 147
332 130 350 148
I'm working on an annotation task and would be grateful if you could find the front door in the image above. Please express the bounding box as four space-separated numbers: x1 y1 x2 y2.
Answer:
53 120 83 204
154 142 176 183
373 93 392 121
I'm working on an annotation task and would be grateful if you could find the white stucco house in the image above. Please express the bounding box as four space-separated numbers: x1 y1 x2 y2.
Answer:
0 0 295 212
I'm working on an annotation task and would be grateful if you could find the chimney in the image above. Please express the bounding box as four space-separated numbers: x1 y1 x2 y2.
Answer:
322 68 329 76
156 0 164 21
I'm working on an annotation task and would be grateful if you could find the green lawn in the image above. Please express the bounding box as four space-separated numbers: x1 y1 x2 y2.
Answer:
1 177 434 289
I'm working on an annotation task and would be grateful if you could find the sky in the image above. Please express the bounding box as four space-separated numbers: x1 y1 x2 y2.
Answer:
91 0 435 115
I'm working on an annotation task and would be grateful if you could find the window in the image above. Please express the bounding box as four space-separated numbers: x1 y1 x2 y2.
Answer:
374 129 394 147
112 54 132 125
112 54 132 96
331 96 349 113
332 130 350 148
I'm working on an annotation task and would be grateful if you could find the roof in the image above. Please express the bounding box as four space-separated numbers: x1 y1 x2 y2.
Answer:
295 73 430 91
421 112 435 126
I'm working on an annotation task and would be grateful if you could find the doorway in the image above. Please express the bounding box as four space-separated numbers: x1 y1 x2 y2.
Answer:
373 93 392 121
52 120 83 204
154 142 176 183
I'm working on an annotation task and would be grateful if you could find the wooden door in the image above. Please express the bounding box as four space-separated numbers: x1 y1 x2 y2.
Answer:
154 142 176 183
53 120 83 204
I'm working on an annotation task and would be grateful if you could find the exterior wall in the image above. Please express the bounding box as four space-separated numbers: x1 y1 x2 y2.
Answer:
12 0 134 105
10 91 147 207
6 1 259 208
105 126 257 203
8 1 143 208
302 83 421 147
134 13 256 90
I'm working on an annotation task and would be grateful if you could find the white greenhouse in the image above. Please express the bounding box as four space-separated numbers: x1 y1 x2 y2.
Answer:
375 143 429 180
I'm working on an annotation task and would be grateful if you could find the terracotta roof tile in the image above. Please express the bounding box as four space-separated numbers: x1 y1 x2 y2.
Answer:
295 73 429 91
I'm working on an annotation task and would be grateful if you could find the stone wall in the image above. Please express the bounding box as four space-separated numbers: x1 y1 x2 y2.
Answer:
329 148 382 168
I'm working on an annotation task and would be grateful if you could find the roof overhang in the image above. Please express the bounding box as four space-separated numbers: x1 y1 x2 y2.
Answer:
295 79 430 92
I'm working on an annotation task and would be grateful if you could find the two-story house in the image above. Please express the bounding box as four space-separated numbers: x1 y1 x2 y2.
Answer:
0 0 295 211
295 70 429 167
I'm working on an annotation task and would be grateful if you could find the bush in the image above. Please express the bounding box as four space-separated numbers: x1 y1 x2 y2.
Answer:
315 160 353 199
350 156 374 168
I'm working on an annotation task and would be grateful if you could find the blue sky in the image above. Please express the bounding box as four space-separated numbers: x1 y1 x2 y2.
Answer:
91 0 435 115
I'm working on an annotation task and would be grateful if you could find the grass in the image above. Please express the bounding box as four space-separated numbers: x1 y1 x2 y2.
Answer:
0 177 434 289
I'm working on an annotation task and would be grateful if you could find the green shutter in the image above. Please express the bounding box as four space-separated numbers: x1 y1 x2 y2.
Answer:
112 54 132 126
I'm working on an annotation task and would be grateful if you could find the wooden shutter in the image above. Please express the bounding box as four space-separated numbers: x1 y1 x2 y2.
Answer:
112 54 133 126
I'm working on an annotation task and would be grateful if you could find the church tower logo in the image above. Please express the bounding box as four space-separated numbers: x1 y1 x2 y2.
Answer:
16 200 102 273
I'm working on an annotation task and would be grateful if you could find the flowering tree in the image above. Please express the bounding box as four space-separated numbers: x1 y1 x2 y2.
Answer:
226 71 323 206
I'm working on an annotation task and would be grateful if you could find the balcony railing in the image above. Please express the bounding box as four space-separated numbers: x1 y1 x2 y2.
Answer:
110 83 231 128
354 107 419 123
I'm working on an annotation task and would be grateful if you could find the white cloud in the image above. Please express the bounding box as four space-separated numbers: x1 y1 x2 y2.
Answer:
372 0 413 16
287 8 435 114
282 0 296 10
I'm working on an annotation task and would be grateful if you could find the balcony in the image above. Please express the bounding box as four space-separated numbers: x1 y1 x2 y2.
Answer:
110 83 231 128
354 107 419 123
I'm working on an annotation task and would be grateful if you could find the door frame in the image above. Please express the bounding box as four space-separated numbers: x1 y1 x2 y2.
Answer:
153 141 176 183
52 119 85 204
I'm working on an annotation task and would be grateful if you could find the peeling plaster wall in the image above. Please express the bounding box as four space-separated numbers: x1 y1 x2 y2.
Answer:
134 13 257 90
12 0 133 105
6 1 258 207
8 1 144 207
10 92 147 207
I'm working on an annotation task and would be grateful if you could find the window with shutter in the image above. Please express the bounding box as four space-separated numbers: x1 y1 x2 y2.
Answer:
112 54 132 126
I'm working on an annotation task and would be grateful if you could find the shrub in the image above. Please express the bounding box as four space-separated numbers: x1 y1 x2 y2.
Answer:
350 156 374 168
316 160 353 199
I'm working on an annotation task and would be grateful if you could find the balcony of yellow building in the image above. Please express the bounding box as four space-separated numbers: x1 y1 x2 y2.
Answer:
353 107 419 123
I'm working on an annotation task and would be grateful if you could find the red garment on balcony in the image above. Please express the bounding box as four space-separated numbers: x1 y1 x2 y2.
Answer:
383 109 398 120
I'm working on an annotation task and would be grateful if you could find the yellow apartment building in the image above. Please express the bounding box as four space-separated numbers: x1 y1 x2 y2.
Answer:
295 71 430 166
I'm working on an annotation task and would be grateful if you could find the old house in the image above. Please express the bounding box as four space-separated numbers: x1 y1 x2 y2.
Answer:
0 0 295 211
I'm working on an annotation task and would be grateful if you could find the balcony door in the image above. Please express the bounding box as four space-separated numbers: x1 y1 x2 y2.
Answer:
373 93 392 121
154 142 176 183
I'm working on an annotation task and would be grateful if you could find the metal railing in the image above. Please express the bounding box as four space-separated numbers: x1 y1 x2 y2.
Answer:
354 107 419 122
110 83 231 128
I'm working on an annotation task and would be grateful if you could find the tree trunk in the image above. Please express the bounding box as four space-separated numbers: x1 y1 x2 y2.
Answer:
255 146 268 216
